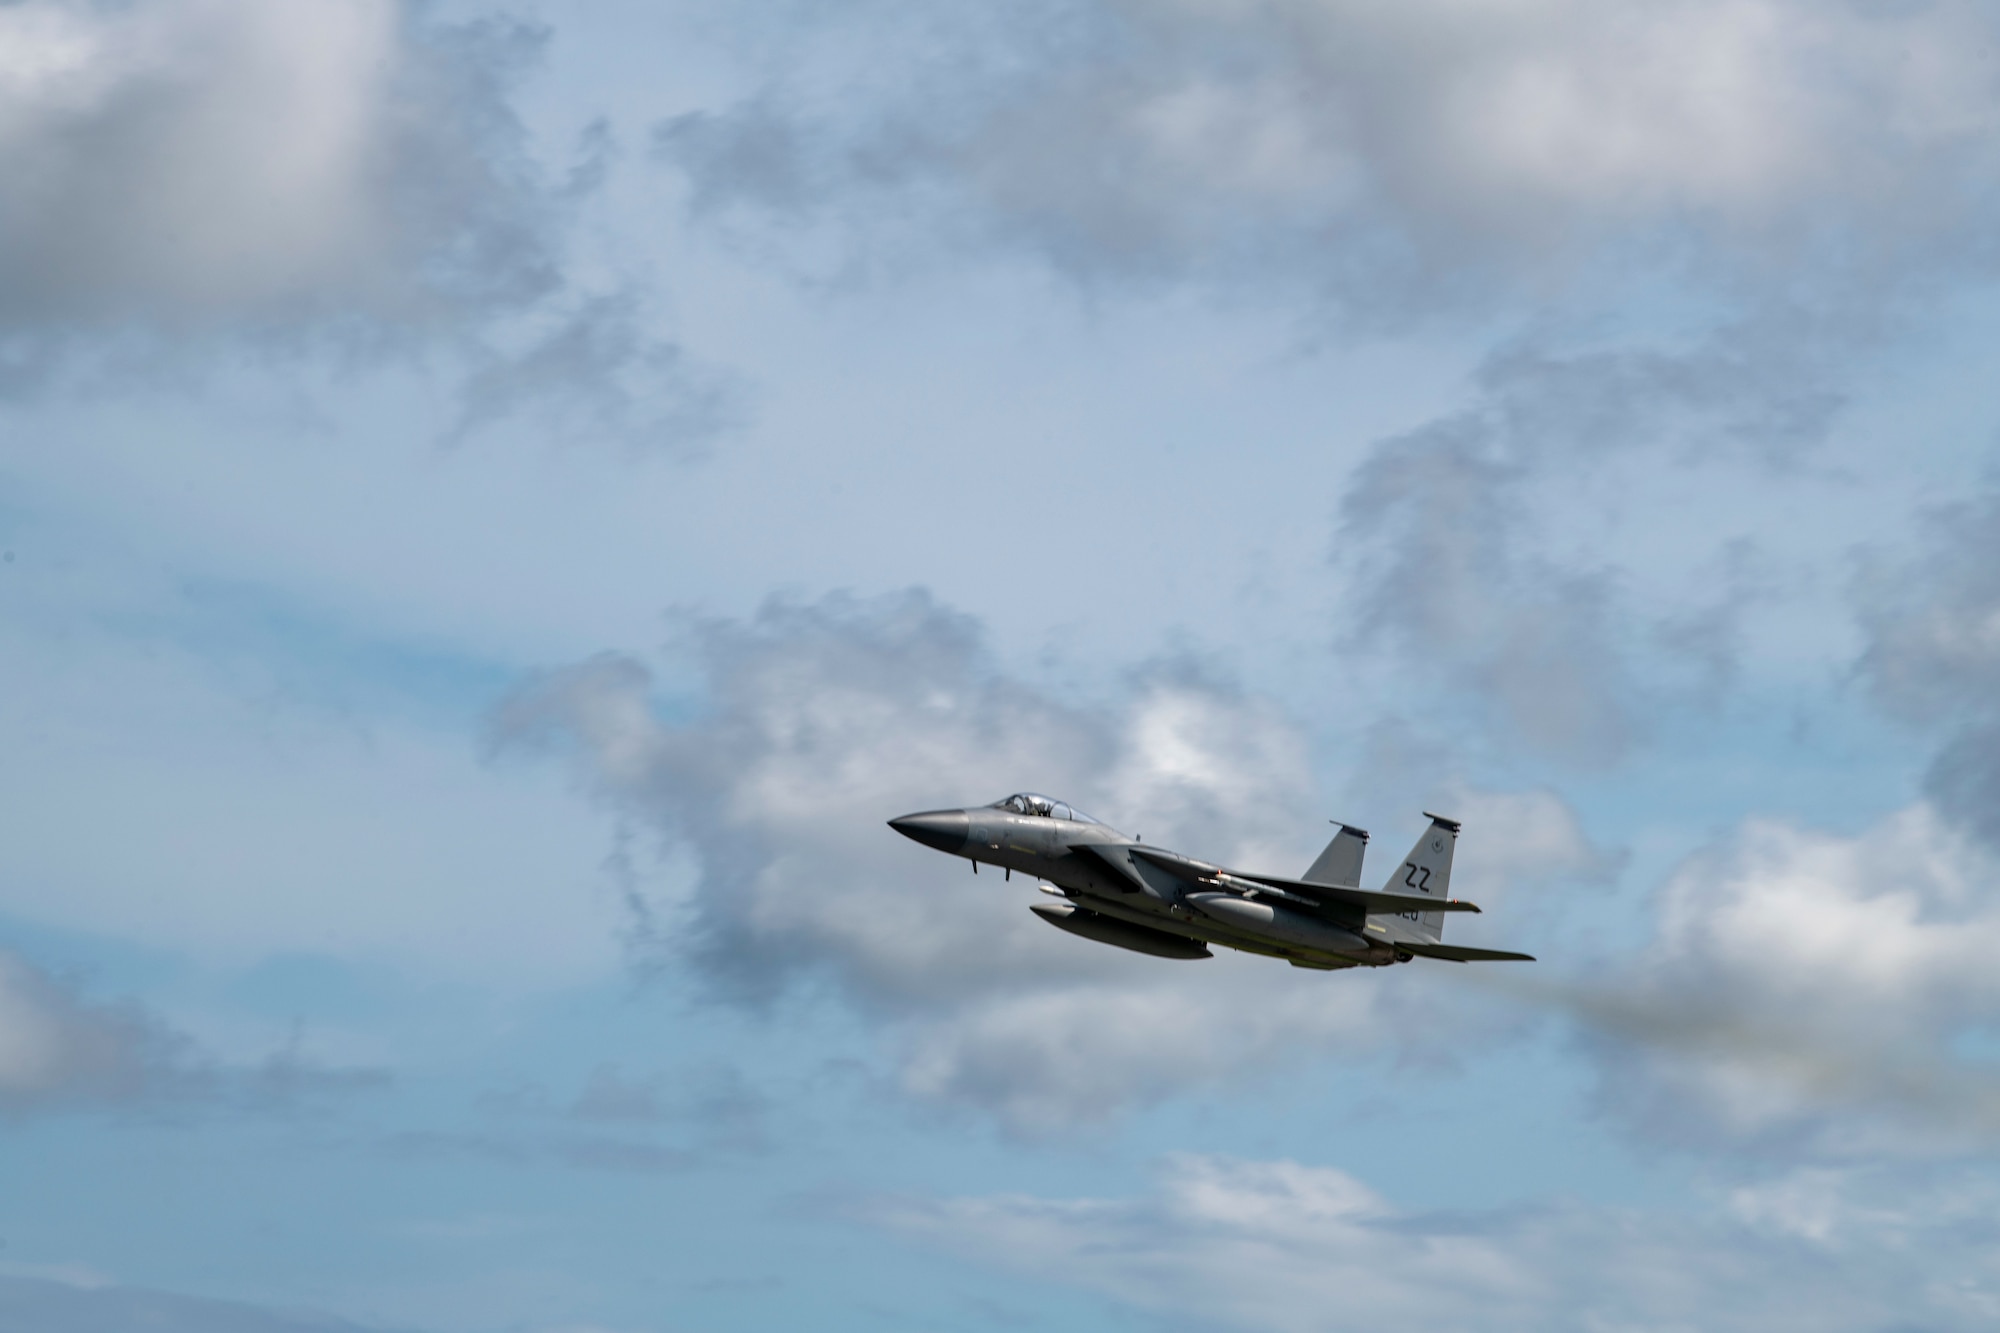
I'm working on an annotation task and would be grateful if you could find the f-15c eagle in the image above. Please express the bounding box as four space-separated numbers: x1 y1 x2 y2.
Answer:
890 794 1533 969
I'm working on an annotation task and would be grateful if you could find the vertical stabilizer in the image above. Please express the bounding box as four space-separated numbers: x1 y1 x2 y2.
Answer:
1379 814 1459 942
1302 823 1369 887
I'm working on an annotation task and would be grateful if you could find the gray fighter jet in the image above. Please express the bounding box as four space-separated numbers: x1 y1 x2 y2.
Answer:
889 795 1533 968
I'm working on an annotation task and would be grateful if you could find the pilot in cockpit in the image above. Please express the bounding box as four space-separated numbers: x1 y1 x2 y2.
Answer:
990 792 1101 824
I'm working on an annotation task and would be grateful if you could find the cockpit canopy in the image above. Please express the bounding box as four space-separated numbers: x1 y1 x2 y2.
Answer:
988 792 1102 824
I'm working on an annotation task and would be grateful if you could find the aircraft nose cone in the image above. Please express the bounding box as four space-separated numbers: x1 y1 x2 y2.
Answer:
889 809 969 854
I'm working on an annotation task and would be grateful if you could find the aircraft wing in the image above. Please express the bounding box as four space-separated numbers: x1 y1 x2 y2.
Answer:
1110 846 1483 916
1389 940 1536 963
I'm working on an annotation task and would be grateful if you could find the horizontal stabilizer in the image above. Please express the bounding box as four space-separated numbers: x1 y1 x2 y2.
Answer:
1234 873 1484 916
1395 941 1535 963
1103 846 1484 916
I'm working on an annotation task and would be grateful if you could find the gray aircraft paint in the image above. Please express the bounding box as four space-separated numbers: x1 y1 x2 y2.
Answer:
889 794 1533 970
1302 823 1369 888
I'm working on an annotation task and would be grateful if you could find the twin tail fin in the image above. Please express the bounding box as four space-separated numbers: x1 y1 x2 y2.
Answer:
1380 813 1458 943
1302 823 1369 888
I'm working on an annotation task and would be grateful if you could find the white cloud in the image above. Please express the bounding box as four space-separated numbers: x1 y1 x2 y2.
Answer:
0 942 386 1115
0 1 731 444
499 590 1595 1131
0 946 187 1112
1445 785 1614 915
0 0 551 334
1726 1167 1907 1245
1196 0 1998 236
870 1152 2000 1332
1560 803 2000 1154
660 0 2000 298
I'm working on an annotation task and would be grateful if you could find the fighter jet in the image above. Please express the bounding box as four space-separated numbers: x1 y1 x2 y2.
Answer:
889 794 1533 969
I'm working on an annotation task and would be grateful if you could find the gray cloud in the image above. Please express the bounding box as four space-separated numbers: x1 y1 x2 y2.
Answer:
1334 333 1815 765
1652 538 1774 705
493 591 1129 1011
655 0 2000 312
496 589 1603 1131
653 0 1936 529
1323 488 2000 1165
0 945 383 1117
1338 416 1636 764
869 1152 2000 1332
1473 324 1852 468
1854 491 2000 850
445 293 742 455
1855 492 2000 725
0 1 727 450
1510 804 2000 1158
1926 723 2000 852
0 946 196 1113
684 1 1909 776
0 2 553 341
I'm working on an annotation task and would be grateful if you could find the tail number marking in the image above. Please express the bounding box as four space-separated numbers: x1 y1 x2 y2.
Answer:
1403 862 1433 894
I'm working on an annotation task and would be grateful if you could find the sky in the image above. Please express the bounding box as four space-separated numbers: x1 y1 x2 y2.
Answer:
7 0 2000 1328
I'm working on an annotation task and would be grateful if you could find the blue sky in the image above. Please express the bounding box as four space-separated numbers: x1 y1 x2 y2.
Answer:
7 1 2000 1329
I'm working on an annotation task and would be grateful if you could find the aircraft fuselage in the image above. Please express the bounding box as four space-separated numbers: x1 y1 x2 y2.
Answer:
889 798 1444 970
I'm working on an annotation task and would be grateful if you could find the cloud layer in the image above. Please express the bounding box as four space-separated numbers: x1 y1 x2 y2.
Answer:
0 0 551 338
873 1152 2000 1332
498 581 2000 1156
1333 327 1819 764
660 0 2000 306
498 589 1600 1131
0 0 726 448
1855 491 2000 850
0 945 382 1117
1534 802 2000 1157
0 946 192 1113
